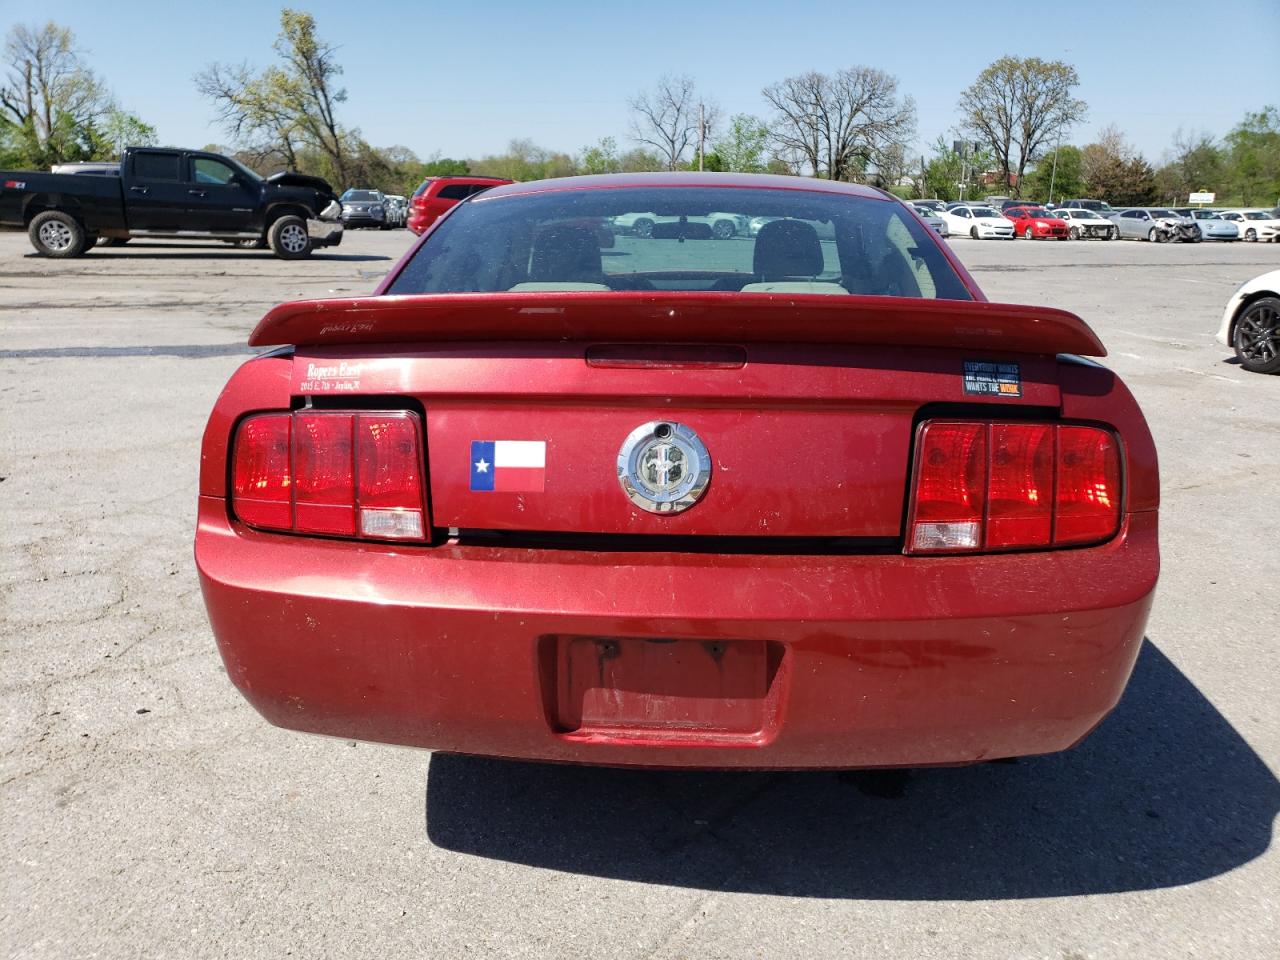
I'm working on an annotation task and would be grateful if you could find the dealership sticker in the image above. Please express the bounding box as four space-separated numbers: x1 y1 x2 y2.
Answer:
297 360 364 393
963 360 1022 397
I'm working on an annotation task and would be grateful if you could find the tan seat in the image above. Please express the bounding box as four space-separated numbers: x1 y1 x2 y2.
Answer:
753 219 825 281
526 225 604 285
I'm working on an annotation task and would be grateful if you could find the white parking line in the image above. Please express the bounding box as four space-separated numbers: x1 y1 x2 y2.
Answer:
1176 366 1240 383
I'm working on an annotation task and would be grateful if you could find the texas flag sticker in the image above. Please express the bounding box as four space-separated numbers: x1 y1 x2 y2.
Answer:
470 440 546 492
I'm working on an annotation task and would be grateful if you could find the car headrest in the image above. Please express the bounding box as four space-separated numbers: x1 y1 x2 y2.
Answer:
753 219 823 280
529 225 603 284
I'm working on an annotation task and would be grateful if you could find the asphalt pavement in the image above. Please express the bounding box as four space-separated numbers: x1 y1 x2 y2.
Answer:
2 228 1277 960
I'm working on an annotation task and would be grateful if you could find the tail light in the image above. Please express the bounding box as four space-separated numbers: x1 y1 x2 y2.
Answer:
232 410 427 542
907 420 1121 554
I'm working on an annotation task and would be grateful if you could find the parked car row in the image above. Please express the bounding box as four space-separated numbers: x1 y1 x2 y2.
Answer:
910 196 1280 243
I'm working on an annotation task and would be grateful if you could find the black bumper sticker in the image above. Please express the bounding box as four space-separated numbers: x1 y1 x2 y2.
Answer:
963 360 1022 397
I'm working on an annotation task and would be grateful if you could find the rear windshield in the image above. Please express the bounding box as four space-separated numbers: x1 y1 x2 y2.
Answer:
388 186 972 300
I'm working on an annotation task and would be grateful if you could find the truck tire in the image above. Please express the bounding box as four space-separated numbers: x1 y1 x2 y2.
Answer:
28 210 88 258
268 215 312 259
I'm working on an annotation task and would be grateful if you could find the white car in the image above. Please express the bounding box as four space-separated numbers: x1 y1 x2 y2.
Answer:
1216 269 1280 374
939 204 1016 239
1217 210 1280 243
613 211 747 239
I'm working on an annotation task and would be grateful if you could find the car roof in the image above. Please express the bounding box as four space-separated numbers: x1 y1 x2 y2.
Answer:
480 172 892 201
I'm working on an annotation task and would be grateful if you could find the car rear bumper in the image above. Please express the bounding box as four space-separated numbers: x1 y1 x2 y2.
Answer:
196 498 1158 769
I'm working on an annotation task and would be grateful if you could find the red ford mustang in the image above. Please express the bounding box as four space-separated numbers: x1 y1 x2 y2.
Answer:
196 173 1158 770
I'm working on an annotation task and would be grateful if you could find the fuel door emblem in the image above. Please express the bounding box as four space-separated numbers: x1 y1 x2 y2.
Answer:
617 421 712 514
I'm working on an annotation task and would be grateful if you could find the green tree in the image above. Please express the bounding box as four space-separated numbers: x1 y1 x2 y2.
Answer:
713 114 770 173
1080 127 1155 205
92 108 157 159
1152 130 1223 204
577 136 621 175
618 147 664 172
0 22 113 166
958 56 1086 196
420 156 470 177
1222 106 1280 206
1021 144 1084 202
921 136 992 201
471 138 578 181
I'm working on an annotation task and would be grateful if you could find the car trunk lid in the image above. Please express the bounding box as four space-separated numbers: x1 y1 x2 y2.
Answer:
280 293 1083 540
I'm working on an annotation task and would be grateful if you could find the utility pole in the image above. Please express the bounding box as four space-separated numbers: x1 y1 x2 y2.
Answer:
698 102 705 172
1047 122 1063 205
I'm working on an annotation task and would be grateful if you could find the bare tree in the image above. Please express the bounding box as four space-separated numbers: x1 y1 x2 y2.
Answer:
762 67 915 181
196 8 351 184
194 62 301 171
0 22 111 164
958 57 1086 196
271 9 349 184
628 75 718 170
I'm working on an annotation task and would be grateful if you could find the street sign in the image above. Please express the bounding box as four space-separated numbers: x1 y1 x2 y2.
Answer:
1189 192 1215 204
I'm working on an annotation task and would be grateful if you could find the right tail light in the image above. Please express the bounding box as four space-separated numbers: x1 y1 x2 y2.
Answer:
907 420 1121 554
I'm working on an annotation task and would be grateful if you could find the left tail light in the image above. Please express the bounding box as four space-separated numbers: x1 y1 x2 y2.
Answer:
232 410 427 542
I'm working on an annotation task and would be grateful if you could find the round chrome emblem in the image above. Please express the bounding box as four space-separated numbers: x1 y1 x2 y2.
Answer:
617 421 712 514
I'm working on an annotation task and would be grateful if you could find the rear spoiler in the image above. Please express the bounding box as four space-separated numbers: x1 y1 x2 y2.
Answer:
248 292 1106 357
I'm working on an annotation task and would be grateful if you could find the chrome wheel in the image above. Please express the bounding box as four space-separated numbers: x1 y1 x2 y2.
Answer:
38 219 74 252
1245 228 1257 242
279 223 308 254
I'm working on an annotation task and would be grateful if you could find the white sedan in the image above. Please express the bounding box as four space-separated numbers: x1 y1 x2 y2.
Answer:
1217 269 1280 374
1217 210 1280 243
939 204 1016 239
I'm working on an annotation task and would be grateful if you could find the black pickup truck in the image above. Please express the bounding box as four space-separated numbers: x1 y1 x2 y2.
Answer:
0 146 343 259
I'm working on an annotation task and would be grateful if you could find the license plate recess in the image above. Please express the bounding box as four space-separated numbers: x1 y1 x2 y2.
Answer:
548 635 784 743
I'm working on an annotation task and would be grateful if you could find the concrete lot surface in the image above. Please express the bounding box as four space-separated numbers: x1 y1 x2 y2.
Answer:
2 229 1277 959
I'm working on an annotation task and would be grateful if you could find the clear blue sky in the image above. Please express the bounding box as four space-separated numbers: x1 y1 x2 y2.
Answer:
16 0 1280 165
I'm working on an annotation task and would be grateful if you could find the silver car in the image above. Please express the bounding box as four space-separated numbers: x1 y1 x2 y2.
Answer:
910 204 949 237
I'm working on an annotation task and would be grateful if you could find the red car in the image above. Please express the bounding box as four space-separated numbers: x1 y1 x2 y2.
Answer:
196 174 1158 771
406 175 513 234
1005 204 1071 240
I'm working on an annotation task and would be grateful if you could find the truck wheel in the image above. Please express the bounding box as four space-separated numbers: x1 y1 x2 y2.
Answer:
28 210 88 258
269 216 312 259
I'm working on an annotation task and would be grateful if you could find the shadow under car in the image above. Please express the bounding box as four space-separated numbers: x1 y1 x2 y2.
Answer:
424 640 1278 900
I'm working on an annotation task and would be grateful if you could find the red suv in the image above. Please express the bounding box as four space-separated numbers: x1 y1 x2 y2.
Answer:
407 176 513 234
